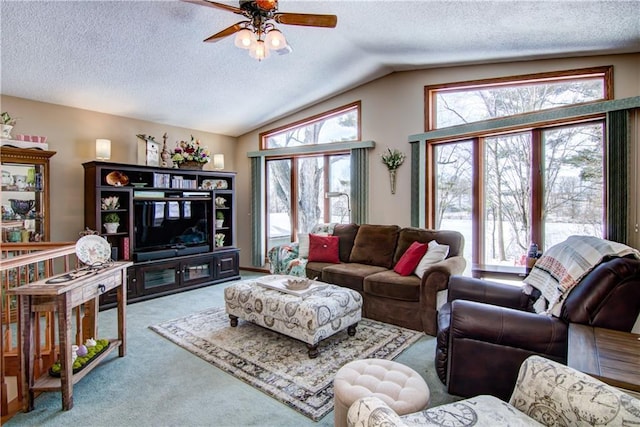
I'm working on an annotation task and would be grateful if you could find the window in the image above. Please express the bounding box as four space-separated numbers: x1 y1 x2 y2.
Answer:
429 67 610 130
263 103 359 149
428 67 611 269
262 102 360 251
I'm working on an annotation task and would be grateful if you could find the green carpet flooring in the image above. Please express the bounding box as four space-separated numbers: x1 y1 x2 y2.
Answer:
6 272 458 426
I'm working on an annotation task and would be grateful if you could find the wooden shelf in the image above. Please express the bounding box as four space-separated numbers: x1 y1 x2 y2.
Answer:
83 161 240 309
32 339 122 392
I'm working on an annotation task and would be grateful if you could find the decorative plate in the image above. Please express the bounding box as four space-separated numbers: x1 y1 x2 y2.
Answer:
105 171 130 187
202 179 228 190
76 235 111 265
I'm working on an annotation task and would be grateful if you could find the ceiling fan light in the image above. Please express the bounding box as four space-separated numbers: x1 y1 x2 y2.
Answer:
249 40 270 61
265 29 287 50
234 28 256 49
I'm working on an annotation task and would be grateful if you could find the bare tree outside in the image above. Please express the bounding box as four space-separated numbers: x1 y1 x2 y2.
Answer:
433 77 605 266
264 107 358 250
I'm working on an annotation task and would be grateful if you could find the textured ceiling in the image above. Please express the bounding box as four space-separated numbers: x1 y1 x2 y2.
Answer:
1 1 639 137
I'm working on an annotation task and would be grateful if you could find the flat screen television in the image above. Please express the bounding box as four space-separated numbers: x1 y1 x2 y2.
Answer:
133 199 211 258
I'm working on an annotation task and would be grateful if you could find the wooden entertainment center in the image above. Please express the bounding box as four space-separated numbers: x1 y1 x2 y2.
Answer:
83 161 240 309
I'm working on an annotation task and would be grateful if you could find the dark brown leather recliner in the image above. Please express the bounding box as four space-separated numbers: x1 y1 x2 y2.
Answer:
436 256 640 401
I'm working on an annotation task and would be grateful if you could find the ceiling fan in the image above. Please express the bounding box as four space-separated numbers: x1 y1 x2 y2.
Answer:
183 0 338 60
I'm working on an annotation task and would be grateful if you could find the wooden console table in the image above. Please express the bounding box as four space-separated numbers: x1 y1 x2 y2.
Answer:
8 261 132 411
568 324 640 394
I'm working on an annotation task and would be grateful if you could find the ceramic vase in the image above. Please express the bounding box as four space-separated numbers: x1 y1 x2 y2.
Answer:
389 170 397 194
104 223 119 234
1 124 13 139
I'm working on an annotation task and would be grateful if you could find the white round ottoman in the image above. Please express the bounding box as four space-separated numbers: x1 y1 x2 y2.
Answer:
333 359 430 427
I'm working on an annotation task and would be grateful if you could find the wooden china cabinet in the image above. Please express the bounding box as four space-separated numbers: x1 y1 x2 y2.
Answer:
1 146 56 244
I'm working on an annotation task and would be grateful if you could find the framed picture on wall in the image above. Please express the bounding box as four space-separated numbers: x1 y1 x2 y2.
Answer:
137 134 160 166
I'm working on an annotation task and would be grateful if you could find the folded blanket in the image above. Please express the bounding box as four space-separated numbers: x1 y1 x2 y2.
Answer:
523 235 640 316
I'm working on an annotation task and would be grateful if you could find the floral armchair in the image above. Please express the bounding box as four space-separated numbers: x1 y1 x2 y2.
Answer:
267 223 336 277
348 355 640 426
267 242 307 277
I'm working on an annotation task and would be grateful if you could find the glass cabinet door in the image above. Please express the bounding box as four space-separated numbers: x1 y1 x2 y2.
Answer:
1 147 55 243
181 255 215 286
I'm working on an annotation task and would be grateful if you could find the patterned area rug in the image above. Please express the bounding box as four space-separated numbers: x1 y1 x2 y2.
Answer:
150 306 423 421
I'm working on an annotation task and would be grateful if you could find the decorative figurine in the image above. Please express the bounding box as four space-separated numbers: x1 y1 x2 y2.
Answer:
161 132 171 167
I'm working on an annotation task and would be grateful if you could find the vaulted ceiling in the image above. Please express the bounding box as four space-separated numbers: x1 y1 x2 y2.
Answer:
1 1 639 137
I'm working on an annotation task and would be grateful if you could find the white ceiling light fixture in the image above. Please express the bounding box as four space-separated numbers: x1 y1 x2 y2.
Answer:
249 39 270 61
233 27 256 49
264 28 286 50
184 0 337 61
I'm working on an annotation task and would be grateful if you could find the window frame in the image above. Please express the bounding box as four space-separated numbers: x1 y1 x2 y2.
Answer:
425 67 612 267
260 101 361 150
260 102 361 252
425 66 613 132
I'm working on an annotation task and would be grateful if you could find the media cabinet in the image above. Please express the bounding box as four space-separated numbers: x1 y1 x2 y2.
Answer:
83 161 240 309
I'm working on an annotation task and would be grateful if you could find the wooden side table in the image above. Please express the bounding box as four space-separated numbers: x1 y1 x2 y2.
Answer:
8 261 132 411
568 324 640 393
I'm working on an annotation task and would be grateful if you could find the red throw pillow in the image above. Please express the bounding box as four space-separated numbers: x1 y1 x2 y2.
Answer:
308 234 340 263
393 241 429 276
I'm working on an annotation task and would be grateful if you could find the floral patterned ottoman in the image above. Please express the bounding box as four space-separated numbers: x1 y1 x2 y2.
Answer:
224 279 363 358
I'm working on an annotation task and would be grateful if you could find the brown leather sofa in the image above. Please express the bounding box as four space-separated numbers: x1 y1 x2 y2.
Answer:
436 255 640 401
306 224 466 335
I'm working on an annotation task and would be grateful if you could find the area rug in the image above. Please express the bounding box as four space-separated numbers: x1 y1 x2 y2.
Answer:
149 306 423 421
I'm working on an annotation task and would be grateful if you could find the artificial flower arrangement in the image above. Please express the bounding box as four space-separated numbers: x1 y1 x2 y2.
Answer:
381 148 406 170
101 196 120 210
171 135 211 165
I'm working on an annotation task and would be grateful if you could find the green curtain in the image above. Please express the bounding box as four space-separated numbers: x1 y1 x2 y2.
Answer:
606 109 629 244
350 148 368 224
410 142 421 227
250 156 265 266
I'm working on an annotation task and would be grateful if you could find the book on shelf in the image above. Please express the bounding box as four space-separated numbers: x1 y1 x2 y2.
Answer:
120 237 130 261
183 192 209 197
153 173 170 188
134 191 165 198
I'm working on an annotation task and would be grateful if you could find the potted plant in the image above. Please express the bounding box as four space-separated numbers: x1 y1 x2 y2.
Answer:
1 111 17 139
216 211 224 227
103 212 120 233
215 233 225 248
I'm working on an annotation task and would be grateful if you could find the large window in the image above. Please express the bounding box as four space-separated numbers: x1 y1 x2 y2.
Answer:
262 102 360 251
428 67 611 268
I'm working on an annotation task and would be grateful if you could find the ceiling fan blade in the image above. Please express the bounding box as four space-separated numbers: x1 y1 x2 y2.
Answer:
273 12 337 28
203 22 246 42
182 0 244 15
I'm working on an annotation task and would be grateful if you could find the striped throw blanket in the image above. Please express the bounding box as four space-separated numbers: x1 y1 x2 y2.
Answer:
523 235 640 316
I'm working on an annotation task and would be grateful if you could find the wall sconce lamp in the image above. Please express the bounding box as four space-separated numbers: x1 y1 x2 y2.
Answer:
212 154 225 170
95 139 111 160
325 191 351 222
